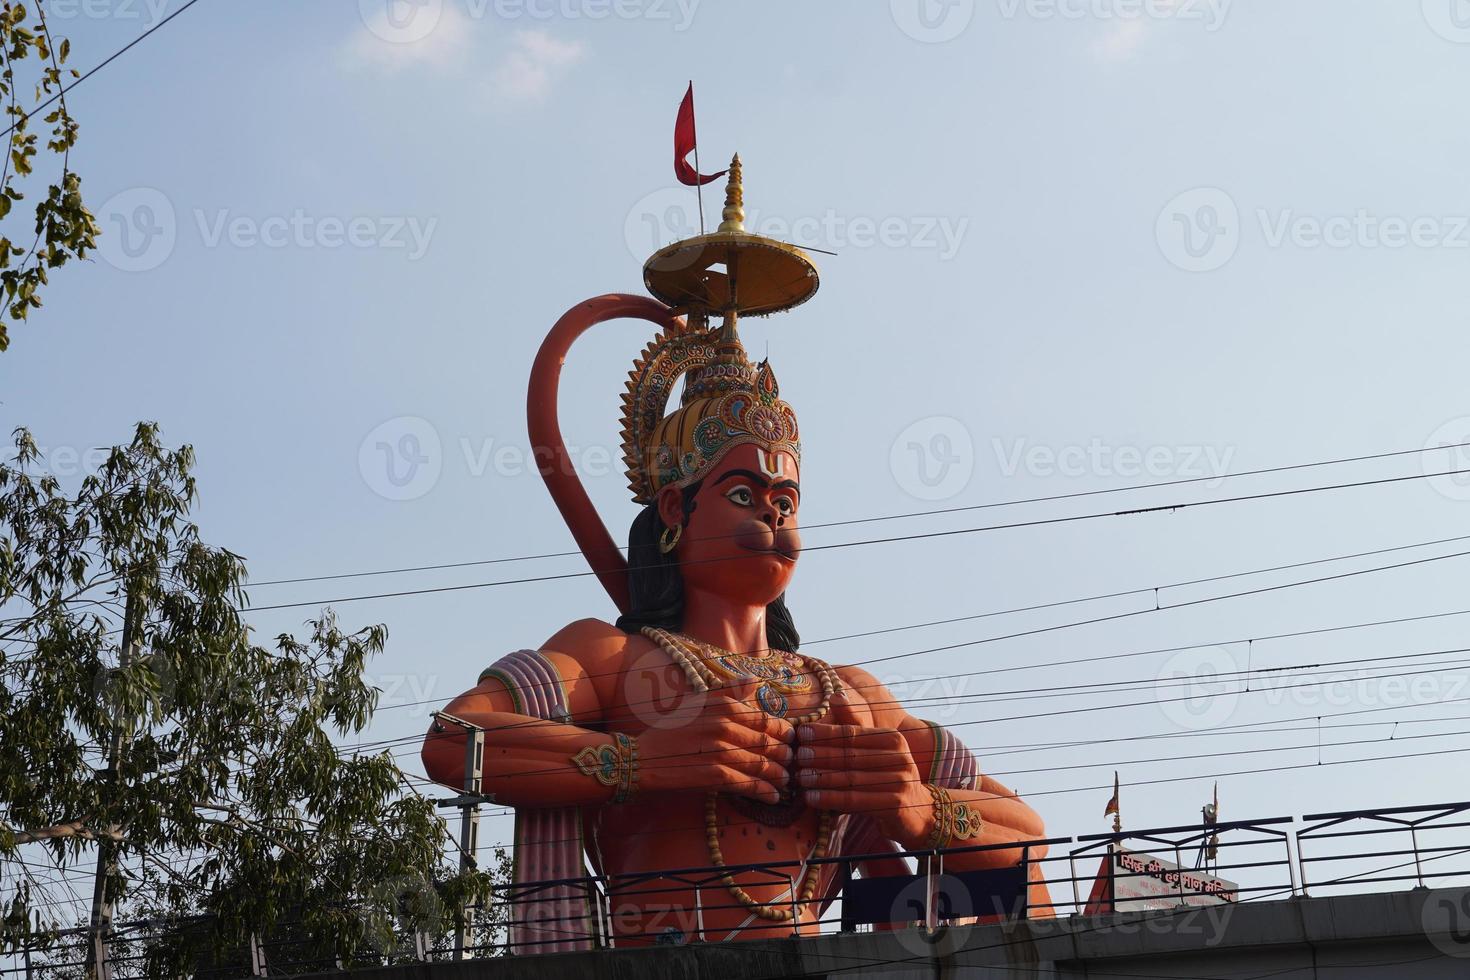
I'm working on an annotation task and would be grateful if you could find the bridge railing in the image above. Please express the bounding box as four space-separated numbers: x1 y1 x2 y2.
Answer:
5 800 1469 974
1296 801 1470 897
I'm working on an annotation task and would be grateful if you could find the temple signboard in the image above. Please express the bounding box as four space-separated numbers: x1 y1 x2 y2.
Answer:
1084 846 1237 914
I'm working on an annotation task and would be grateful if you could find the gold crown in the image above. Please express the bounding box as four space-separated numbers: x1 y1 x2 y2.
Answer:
619 326 799 505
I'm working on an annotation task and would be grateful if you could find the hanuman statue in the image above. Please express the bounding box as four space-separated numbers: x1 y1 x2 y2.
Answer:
422 157 1051 949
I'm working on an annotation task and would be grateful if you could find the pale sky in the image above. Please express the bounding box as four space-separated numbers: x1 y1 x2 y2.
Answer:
7 0 1470 897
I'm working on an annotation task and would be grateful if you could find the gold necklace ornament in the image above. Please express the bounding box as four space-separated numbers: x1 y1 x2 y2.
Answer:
641 627 842 920
640 626 840 722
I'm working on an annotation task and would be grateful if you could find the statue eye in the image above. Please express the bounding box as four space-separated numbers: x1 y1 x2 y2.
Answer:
724 486 753 506
775 496 795 516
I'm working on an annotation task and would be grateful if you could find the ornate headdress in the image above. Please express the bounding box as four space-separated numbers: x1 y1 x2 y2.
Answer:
619 325 800 504
620 155 817 505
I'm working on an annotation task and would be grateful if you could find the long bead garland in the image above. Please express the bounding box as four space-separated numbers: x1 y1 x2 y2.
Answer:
641 627 841 922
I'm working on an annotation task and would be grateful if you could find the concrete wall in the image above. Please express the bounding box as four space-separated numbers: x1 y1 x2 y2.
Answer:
298 886 1470 979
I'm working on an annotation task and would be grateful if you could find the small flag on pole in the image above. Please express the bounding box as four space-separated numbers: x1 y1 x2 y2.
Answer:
1103 771 1122 833
1204 782 1220 863
674 82 726 187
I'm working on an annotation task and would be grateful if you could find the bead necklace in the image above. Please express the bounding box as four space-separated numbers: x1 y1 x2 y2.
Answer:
640 626 841 723
705 795 833 922
641 627 843 922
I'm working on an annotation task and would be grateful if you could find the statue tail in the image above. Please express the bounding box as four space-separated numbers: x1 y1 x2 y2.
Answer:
527 294 685 614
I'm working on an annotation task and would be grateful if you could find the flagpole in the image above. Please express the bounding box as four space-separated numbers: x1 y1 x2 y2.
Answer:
690 81 706 234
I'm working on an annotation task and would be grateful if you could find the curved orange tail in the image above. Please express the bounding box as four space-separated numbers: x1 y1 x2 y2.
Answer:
527 294 685 614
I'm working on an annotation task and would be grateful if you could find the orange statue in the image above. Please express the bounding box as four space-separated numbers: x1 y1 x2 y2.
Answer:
423 157 1052 949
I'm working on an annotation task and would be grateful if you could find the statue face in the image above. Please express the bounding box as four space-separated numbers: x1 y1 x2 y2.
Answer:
657 443 801 607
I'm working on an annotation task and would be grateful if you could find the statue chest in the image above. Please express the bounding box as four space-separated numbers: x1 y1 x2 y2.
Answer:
622 627 843 727
611 651 832 730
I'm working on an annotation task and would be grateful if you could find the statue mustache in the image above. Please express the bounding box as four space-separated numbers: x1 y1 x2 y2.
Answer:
730 518 801 562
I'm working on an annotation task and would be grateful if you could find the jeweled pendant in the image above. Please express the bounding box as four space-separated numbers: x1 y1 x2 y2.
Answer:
756 684 788 718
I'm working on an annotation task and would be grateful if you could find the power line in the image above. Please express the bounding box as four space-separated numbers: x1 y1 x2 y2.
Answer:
247 439 1470 588
0 0 209 142
358 579 1470 722
242 465 1470 612
403 723 1470 853
357 648 1470 783
323 528 1470 719
63 714 1470 873
333 539 1470 750
367 640 1470 752
33 536 1470 871
14 541 1470 839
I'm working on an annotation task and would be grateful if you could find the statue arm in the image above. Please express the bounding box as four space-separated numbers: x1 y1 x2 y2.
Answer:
421 619 793 808
816 666 1049 869
420 619 636 809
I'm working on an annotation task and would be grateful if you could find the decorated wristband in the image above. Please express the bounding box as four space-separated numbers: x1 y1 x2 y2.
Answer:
925 784 982 850
571 732 640 804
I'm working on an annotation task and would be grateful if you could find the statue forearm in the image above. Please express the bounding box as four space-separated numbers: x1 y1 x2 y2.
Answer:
898 783 1050 870
888 715 1049 867
422 712 637 808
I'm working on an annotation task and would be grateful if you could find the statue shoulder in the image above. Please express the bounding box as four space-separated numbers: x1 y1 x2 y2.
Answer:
832 662 906 725
832 663 892 704
535 619 659 709
541 617 657 664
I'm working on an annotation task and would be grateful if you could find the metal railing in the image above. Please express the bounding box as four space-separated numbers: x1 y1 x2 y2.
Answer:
5 799 1469 975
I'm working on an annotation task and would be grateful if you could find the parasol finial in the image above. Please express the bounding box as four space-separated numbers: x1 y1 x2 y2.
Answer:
717 153 745 233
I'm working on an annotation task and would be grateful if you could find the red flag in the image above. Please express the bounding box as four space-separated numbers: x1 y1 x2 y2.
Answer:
674 83 726 187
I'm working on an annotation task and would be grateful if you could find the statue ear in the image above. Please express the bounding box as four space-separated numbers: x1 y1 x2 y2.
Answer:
655 485 686 531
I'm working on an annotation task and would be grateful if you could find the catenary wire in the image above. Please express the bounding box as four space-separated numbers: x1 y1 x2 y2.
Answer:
246 440 1470 588
241 465 1470 612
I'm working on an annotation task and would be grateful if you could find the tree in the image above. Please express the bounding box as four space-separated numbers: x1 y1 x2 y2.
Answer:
0 1 99 351
0 424 504 976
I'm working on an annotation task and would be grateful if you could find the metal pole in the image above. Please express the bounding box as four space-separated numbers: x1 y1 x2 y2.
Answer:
249 932 267 977
1021 845 1032 920
1069 851 1081 915
925 852 937 931
692 112 706 234
88 584 140 980
838 860 855 933
1410 824 1425 888
456 725 484 959
788 874 800 936
694 883 706 943
1288 829 1305 897
597 886 612 949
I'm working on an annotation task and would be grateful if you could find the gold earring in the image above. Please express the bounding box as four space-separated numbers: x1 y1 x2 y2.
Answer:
659 524 682 554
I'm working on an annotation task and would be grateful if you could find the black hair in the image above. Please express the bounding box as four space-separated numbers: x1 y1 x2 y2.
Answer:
614 480 801 652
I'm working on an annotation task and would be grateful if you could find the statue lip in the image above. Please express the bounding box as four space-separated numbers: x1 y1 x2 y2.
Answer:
737 542 798 563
